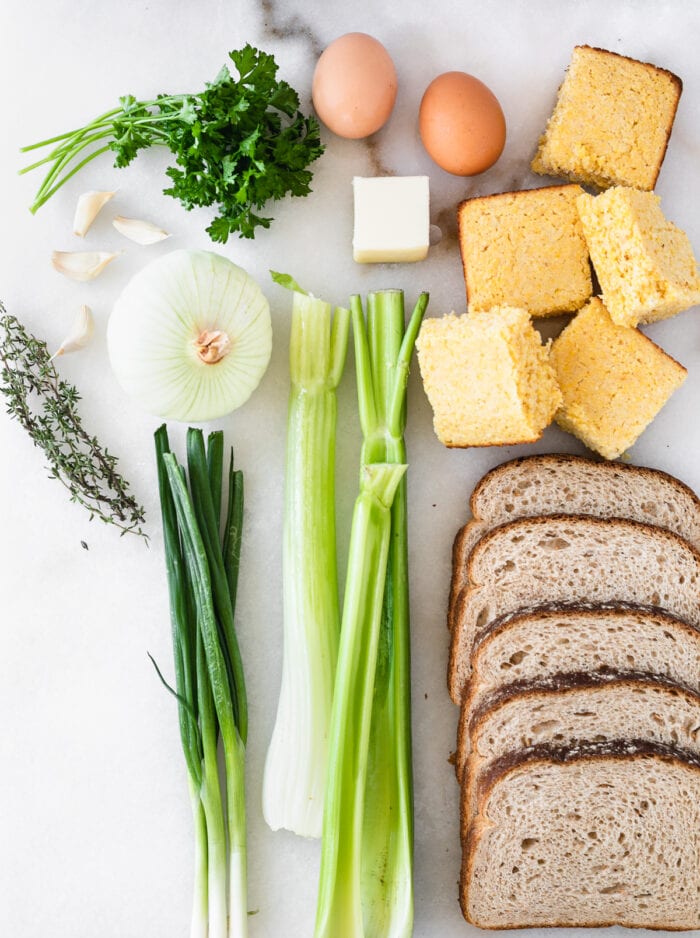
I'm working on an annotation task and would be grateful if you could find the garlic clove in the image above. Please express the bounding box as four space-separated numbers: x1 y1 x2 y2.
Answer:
51 250 121 281
112 215 170 245
73 190 116 237
51 305 94 359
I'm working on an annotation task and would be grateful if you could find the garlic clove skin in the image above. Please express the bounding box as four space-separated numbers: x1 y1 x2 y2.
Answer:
51 305 94 359
73 190 115 237
112 215 170 245
51 250 121 281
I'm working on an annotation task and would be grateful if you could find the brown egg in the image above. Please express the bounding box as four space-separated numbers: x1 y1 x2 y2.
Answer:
312 33 398 139
419 71 506 175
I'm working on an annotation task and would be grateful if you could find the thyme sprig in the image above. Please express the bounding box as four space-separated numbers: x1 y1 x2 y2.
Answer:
0 307 147 540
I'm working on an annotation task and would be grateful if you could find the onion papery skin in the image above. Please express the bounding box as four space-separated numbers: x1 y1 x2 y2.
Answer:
108 249 272 421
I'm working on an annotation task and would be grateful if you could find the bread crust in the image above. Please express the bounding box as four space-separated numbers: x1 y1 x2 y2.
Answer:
448 520 485 630
447 454 700 630
469 454 700 525
460 741 700 929
469 513 700 584
443 434 544 449
577 44 683 93
447 586 473 701
468 667 700 730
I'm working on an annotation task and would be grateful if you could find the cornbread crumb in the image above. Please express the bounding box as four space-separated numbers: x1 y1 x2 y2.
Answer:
577 187 700 328
532 45 682 191
551 297 687 460
416 308 562 447
458 185 591 317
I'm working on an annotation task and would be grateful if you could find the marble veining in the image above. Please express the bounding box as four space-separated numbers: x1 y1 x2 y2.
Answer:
260 0 325 58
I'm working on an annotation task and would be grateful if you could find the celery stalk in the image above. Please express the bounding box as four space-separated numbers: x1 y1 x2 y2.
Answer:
315 463 407 938
263 286 350 838
356 291 427 938
314 290 428 938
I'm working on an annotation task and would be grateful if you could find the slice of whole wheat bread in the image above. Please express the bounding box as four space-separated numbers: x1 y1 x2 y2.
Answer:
448 455 700 630
460 671 700 806
448 515 700 703
471 602 700 696
462 741 700 930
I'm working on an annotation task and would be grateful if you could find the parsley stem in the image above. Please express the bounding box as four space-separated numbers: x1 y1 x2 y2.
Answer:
31 132 111 204
46 124 116 160
22 128 114 179
19 106 123 152
31 144 112 212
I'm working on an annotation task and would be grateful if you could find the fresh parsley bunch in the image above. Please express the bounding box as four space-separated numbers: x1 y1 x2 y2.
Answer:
21 45 325 241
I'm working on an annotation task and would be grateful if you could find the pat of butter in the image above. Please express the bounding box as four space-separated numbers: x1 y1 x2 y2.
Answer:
353 176 430 263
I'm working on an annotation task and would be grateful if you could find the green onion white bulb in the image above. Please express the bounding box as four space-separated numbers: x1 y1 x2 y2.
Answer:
108 249 272 422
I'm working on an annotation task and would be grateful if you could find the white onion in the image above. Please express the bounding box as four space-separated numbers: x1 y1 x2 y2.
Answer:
107 249 272 421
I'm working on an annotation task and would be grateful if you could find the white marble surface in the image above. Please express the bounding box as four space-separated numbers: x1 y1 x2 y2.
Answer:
1 2 699 936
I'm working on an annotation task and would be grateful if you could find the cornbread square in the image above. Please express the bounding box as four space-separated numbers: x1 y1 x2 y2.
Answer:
458 185 591 317
532 45 682 191
551 297 687 460
578 187 700 328
415 307 561 447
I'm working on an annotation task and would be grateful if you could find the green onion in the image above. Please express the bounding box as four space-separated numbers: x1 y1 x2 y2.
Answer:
263 276 350 838
315 290 428 938
154 426 208 938
154 425 248 938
